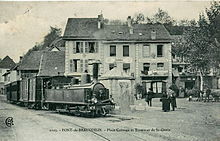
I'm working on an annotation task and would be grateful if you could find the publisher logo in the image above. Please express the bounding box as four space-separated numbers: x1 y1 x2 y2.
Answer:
5 117 14 127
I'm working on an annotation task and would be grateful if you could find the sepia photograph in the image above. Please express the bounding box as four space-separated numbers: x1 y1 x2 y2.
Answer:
0 1 220 141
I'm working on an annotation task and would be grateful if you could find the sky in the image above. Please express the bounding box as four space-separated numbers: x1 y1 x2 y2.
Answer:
0 1 212 62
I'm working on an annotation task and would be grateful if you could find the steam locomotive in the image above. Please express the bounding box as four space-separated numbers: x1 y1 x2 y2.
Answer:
5 63 115 117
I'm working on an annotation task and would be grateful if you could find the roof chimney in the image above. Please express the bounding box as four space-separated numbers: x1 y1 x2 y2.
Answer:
98 14 104 29
19 56 23 62
127 16 133 34
151 30 156 40
127 16 132 28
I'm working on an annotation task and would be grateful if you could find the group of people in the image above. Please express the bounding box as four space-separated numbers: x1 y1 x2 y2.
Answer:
144 87 177 112
161 87 177 112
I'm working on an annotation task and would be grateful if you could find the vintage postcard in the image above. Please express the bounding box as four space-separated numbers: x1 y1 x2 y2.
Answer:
0 1 220 141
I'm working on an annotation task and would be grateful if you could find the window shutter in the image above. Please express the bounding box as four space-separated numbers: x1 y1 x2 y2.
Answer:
80 42 84 53
85 59 88 72
85 42 88 53
95 42 99 53
73 42 76 54
80 60 83 72
70 60 73 72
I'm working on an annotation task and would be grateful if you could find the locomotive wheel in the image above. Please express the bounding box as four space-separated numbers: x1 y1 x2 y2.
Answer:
90 110 96 118
100 108 107 117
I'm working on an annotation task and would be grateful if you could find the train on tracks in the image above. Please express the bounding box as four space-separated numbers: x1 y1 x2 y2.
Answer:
5 64 115 117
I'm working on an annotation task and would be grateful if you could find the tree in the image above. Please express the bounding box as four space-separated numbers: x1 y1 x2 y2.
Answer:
206 1 220 40
183 14 213 91
178 19 197 26
43 26 62 48
147 8 176 25
25 26 62 56
132 13 145 24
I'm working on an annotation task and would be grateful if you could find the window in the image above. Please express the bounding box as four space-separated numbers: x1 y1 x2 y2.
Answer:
157 45 163 57
70 59 78 72
123 63 130 73
85 42 98 53
109 63 115 70
75 42 83 53
157 63 164 70
143 63 150 74
143 45 150 57
110 45 116 56
123 45 129 57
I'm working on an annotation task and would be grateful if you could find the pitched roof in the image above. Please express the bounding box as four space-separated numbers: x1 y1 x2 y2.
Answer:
38 51 65 76
17 51 42 70
63 18 171 41
0 56 16 69
63 18 99 38
94 24 171 41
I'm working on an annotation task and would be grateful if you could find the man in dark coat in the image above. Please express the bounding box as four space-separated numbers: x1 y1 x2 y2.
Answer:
146 88 153 107
160 92 170 112
206 88 211 102
168 88 176 111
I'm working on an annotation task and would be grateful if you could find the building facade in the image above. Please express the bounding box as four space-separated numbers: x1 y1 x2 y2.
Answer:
0 56 16 94
63 15 172 94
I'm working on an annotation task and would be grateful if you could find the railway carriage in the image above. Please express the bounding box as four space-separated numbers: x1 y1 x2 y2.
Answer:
5 81 20 103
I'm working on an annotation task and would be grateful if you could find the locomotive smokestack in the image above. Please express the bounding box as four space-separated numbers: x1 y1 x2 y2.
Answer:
89 60 101 83
93 63 99 83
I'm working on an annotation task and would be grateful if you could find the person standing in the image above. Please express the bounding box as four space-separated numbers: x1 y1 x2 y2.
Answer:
146 88 153 107
160 92 170 112
168 87 176 111
206 88 211 102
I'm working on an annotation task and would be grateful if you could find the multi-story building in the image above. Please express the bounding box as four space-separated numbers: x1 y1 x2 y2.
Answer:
63 14 172 94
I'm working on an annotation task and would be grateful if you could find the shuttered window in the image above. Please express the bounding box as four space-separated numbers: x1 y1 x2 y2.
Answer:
70 59 78 72
76 42 83 53
143 45 150 57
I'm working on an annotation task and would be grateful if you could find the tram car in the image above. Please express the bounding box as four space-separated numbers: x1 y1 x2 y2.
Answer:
5 71 115 117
